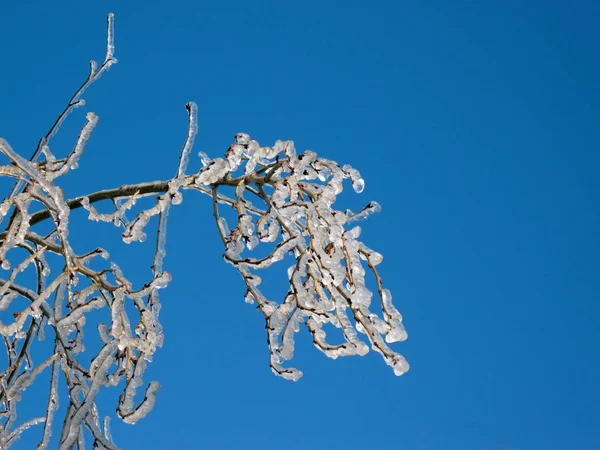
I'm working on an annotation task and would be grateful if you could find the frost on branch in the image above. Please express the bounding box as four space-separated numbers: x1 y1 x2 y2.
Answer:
0 12 408 450
208 134 409 381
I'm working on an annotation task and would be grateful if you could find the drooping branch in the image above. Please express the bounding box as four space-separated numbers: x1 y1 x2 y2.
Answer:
0 12 409 450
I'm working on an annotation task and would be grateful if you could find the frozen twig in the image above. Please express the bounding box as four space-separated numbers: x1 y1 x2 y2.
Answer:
0 11 408 449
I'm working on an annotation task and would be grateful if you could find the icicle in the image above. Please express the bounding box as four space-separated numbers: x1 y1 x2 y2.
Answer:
104 417 114 445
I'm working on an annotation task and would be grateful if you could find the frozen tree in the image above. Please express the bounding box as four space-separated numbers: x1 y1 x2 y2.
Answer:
0 14 408 449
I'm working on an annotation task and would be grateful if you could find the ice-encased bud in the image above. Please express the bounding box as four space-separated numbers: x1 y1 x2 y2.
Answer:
353 178 365 193
172 191 183 205
235 133 250 145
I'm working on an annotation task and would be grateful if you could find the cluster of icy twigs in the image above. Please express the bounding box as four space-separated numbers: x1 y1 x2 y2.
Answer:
0 13 407 450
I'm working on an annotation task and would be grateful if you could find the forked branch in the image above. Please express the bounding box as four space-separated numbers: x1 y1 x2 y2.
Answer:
0 13 408 450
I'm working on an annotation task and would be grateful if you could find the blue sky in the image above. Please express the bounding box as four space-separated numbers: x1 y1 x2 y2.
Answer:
1 1 599 449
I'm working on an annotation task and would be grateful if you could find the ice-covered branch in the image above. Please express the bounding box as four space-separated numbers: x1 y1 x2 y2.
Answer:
0 12 409 449
3 13 118 209
208 133 409 380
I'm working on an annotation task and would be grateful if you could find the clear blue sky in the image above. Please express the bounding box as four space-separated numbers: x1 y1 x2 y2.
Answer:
1 1 599 449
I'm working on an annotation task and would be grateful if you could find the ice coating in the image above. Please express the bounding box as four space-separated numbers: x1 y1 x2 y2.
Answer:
0 12 408 449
